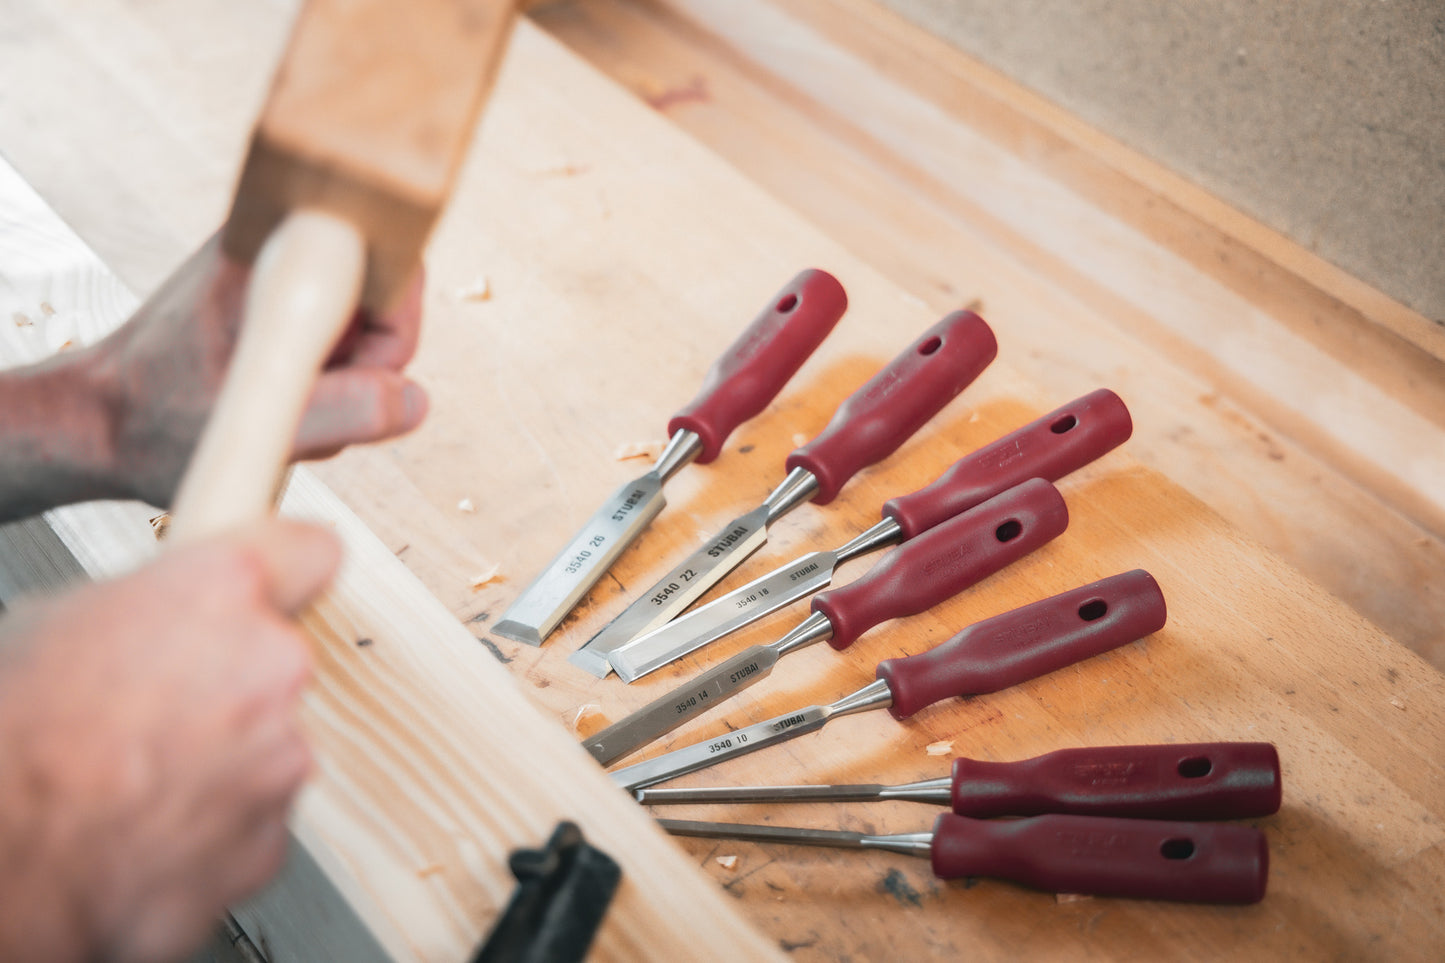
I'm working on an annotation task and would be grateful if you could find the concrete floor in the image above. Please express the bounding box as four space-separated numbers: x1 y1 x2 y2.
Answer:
879 0 1445 324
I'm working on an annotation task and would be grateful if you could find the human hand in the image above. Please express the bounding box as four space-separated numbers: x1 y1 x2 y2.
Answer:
0 518 339 963
99 233 429 508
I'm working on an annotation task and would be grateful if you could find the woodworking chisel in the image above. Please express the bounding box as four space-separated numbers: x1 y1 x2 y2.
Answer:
608 388 1133 682
659 813 1269 904
609 569 1166 791
634 741 1284 820
568 309 999 676
493 270 846 646
582 478 1068 765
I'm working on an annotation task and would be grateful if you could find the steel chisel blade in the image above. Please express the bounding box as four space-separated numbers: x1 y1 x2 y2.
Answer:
610 705 833 791
608 550 839 682
568 505 772 677
493 473 666 646
581 644 784 765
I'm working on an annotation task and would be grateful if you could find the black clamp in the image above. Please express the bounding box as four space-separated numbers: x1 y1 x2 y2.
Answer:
471 821 622 963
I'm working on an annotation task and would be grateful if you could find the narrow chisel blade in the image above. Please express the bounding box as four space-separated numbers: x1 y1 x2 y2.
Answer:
635 783 889 805
610 705 833 791
580 644 783 765
658 819 869 849
608 550 839 682
493 473 666 646
568 505 773 677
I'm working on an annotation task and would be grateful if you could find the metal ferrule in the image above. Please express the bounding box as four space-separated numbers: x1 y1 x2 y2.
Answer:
652 429 705 483
833 516 904 566
761 466 821 524
771 610 835 657
877 777 953 805
824 678 894 718
860 832 936 858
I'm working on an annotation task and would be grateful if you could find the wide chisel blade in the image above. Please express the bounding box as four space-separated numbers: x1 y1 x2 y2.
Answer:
610 705 833 792
567 504 773 676
607 549 840 682
580 643 784 765
493 471 669 645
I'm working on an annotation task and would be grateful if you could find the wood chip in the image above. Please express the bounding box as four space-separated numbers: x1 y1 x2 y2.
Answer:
457 497 477 513
614 440 662 461
1055 892 1092 904
715 855 738 870
149 512 171 540
40 301 56 317
12 312 31 326
1390 697 1406 710
792 432 808 447
469 563 503 589
455 275 492 302
925 740 953 756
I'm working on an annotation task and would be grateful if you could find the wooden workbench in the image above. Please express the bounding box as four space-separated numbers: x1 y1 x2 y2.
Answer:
0 1 1441 960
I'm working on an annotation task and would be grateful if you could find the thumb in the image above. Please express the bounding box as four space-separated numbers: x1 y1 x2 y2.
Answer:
295 369 429 460
236 517 343 616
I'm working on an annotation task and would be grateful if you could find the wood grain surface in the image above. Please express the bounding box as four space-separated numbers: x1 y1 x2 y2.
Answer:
0 2 1442 961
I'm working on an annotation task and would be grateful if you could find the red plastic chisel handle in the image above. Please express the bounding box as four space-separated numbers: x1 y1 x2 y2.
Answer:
669 269 847 463
877 568 1167 717
884 388 1133 538
930 812 1269 903
786 310 997 505
950 743 1282 820
814 478 1067 652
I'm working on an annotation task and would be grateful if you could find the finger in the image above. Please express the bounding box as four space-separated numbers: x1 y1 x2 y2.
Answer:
235 518 344 616
337 268 425 370
295 369 429 458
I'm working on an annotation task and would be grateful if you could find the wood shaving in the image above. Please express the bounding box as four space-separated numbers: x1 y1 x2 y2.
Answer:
792 432 808 447
40 302 56 317
1055 892 1092 904
457 497 477 513
570 703 604 735
149 512 171 540
925 740 953 756
968 411 981 423
715 855 738 870
455 275 492 302
614 440 662 461
468 563 503 589
1390 697 1406 710
12 312 31 326
58 340 75 351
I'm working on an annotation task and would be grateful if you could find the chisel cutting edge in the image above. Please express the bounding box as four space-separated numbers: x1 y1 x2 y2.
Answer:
609 569 1166 791
582 478 1069 766
569 309 999 676
493 269 846 646
608 388 1133 682
660 813 1269 904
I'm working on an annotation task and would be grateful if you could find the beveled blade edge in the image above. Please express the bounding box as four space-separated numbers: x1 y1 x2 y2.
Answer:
579 645 781 766
657 819 867 848
608 551 838 682
609 706 830 792
573 505 772 661
493 472 665 646
635 783 888 805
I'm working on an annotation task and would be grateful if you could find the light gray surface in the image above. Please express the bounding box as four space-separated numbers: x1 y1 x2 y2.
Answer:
877 0 1445 323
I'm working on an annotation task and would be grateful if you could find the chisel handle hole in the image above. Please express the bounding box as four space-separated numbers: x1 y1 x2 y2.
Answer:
1077 598 1108 622
917 335 942 356
994 519 1022 542
1160 838 1196 860
1050 414 1079 434
776 293 799 312
1177 756 1213 779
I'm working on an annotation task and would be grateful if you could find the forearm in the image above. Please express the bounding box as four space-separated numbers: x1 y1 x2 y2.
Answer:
0 344 126 523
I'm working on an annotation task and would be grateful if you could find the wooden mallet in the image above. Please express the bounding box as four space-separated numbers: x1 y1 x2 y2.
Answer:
170 0 519 541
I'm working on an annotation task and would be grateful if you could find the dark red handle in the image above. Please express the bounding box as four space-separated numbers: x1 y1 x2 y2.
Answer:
813 478 1066 652
950 743 1282 820
930 812 1269 903
669 269 847 464
884 389 1133 538
877 569 1166 717
785 310 997 504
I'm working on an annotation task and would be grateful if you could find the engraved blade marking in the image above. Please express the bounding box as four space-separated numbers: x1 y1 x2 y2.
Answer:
609 706 832 791
492 473 665 646
580 645 782 765
608 551 839 682
568 505 772 676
